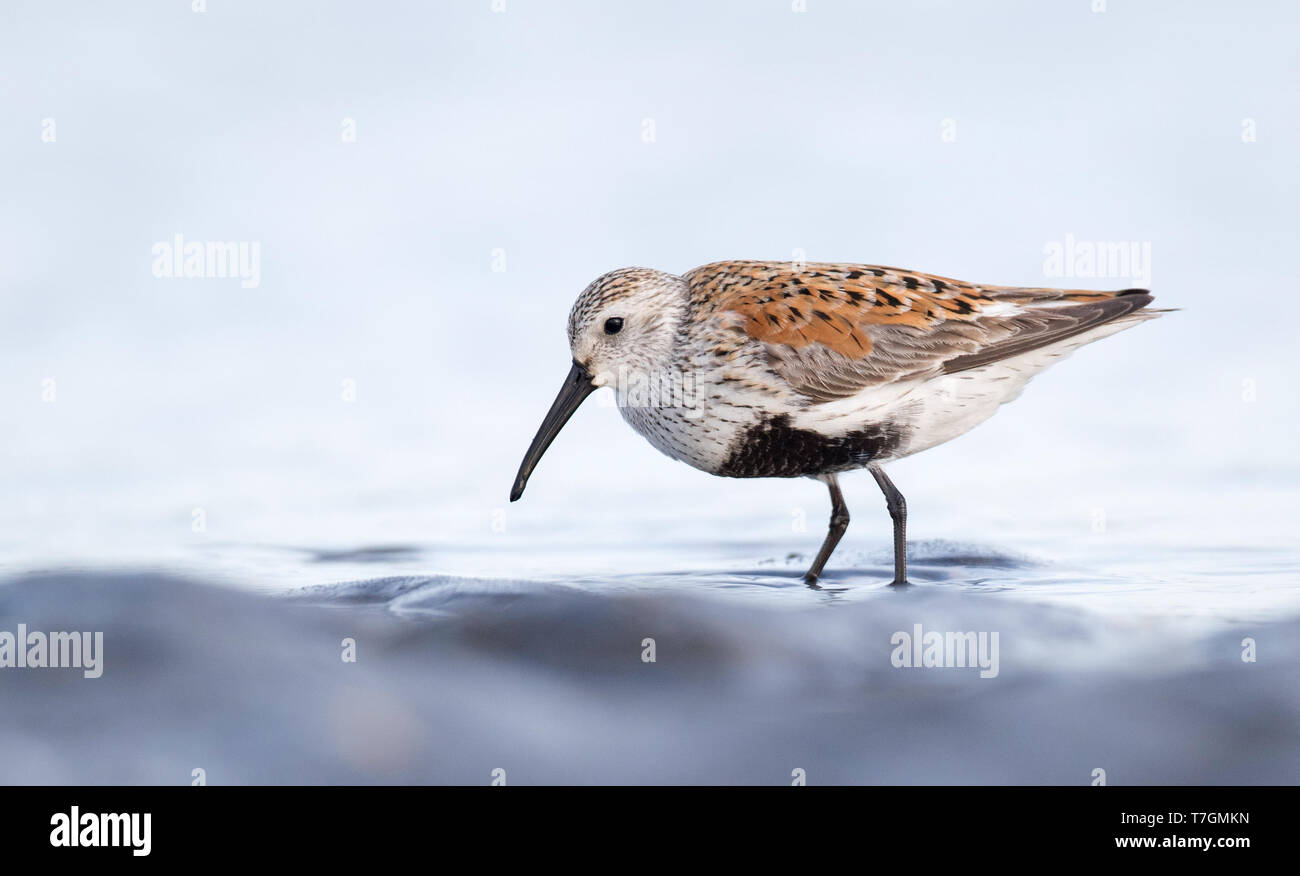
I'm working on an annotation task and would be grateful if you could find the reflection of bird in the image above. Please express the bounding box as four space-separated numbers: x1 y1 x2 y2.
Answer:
510 260 1163 587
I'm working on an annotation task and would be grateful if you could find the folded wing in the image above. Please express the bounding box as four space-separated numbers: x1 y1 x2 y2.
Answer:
686 260 1154 402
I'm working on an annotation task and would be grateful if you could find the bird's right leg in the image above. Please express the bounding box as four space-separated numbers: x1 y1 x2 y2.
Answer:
804 474 850 588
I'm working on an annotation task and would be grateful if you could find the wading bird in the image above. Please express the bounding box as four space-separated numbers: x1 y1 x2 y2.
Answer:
510 261 1161 587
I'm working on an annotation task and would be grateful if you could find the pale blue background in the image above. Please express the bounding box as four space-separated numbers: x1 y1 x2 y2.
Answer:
3 0 1296 578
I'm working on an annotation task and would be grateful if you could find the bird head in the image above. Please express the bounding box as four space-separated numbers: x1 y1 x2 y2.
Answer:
510 267 688 501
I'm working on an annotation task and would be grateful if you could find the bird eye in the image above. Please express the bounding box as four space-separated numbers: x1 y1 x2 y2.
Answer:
604 317 624 335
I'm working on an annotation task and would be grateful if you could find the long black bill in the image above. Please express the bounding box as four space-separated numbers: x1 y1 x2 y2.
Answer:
509 361 597 502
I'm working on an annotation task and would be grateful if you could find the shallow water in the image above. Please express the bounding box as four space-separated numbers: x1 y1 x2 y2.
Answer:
3 497 1298 785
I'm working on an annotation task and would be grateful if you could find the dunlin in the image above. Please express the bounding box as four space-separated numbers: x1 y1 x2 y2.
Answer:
510 261 1163 587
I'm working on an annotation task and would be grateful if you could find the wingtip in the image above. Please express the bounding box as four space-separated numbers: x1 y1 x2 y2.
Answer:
1113 289 1155 315
1115 289 1178 316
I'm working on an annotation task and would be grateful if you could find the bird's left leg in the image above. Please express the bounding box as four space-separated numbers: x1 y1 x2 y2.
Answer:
804 474 850 588
869 464 910 586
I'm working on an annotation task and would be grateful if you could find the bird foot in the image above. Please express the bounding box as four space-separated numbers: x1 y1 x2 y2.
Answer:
804 573 849 593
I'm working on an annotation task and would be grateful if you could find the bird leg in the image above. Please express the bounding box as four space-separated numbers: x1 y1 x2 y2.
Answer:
804 474 849 587
869 464 910 586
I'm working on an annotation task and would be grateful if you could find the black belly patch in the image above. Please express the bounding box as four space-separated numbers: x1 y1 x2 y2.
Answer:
717 414 904 478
